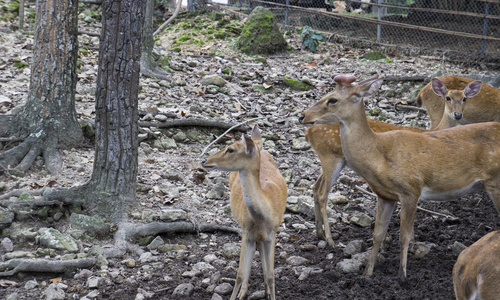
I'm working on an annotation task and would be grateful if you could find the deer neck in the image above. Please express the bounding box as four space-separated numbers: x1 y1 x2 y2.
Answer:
434 112 457 130
338 100 379 168
238 167 269 218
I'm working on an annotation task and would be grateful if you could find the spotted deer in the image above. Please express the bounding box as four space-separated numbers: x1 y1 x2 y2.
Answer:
299 74 500 278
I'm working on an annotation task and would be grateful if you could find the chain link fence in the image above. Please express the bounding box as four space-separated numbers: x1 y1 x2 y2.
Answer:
217 0 500 67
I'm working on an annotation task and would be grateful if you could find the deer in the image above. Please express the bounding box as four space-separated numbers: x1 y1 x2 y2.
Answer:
298 73 500 279
453 230 500 300
202 124 287 300
417 75 500 129
305 77 482 247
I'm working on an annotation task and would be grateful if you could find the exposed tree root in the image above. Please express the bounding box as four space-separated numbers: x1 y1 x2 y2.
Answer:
140 58 172 81
138 118 251 131
0 258 96 277
0 131 63 176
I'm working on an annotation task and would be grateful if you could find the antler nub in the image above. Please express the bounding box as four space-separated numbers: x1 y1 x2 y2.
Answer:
333 74 357 86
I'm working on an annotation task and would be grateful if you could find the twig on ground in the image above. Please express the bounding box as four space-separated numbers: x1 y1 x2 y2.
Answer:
138 118 250 131
199 117 264 157
395 103 427 113
0 258 96 277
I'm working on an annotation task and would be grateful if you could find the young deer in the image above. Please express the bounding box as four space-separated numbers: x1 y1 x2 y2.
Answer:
299 74 500 278
202 125 287 300
306 78 482 247
417 75 500 129
453 230 500 300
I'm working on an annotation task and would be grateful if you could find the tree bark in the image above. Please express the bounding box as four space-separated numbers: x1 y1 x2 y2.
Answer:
0 0 82 175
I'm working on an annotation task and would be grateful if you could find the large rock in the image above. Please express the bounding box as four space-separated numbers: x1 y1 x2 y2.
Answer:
0 207 14 229
39 228 79 253
70 213 110 237
237 6 288 55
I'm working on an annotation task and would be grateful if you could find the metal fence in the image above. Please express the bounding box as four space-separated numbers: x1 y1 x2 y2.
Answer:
223 0 500 67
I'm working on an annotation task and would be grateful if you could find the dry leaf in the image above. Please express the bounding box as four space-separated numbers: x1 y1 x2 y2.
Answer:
304 62 318 69
47 180 58 187
234 102 241 111
49 277 62 284
263 82 273 89
181 111 186 117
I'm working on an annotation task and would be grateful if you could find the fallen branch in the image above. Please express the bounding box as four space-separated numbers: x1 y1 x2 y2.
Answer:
153 0 183 36
383 75 429 82
0 258 96 277
200 117 264 157
394 103 427 113
138 118 250 131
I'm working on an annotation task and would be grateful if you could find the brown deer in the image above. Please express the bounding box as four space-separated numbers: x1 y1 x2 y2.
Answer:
417 75 500 129
299 74 500 278
305 77 482 247
453 230 500 300
202 125 287 300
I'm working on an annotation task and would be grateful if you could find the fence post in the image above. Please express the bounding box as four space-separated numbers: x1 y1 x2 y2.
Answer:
285 0 289 25
481 2 490 56
376 0 383 42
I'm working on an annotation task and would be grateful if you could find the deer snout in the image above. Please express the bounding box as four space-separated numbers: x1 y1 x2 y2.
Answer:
454 112 463 120
298 114 305 124
201 159 207 166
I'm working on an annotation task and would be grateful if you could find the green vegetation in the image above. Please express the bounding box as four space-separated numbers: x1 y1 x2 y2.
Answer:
297 26 325 53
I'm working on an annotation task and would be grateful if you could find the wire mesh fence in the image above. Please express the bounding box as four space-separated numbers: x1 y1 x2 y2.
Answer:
217 0 500 67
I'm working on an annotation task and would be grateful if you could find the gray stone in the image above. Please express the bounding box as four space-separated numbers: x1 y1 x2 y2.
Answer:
147 236 165 250
336 257 364 273
248 290 267 300
172 283 194 297
329 193 348 204
157 244 187 252
211 293 224 300
193 261 215 273
24 279 38 290
203 254 218 263
207 182 226 199
5 251 34 260
222 243 240 259
70 213 110 237
6 293 20 300
411 242 434 258
87 276 100 289
139 252 158 263
350 212 373 227
39 228 79 253
292 137 310 150
286 256 309 266
160 138 177 149
214 282 233 295
2 237 14 252
201 75 226 87
43 283 65 300
452 241 467 255
159 209 188 222
344 240 366 256
0 207 14 229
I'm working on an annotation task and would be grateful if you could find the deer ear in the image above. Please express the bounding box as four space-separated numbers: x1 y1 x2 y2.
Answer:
431 78 447 98
251 124 261 140
356 77 383 98
242 134 257 157
464 81 482 98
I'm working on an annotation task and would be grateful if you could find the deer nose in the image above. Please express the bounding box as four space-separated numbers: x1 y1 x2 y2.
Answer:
454 112 463 120
298 114 305 123
201 159 206 166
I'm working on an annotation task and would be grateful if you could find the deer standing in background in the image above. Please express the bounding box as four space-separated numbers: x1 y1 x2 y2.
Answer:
202 125 287 300
453 230 500 300
417 75 500 129
299 74 500 278
305 78 482 247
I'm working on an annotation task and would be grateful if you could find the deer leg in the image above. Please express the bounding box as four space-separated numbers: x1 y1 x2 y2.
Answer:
484 180 500 214
398 196 419 279
258 234 276 300
313 158 345 247
364 197 396 276
230 234 256 300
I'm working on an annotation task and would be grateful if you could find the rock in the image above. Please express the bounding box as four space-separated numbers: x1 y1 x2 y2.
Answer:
159 209 188 222
344 240 366 256
286 256 309 266
43 283 65 300
206 182 226 199
211 293 224 300
2 237 14 252
0 207 15 229
147 236 165 250
69 213 110 237
283 78 313 91
248 290 267 299
452 241 467 255
411 242 434 258
336 257 364 273
350 212 373 227
24 279 38 290
172 283 194 297
201 75 226 87
86 276 100 289
214 282 233 295
329 193 349 204
139 252 158 263
157 244 188 252
4 251 34 260
222 243 240 259
39 228 79 253
203 254 218 263
292 137 310 150
6 293 20 300
237 6 287 55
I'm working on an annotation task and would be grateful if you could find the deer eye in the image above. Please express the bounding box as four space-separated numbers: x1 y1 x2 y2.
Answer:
445 96 452 101
226 148 234 154
462 97 467 102
327 98 338 105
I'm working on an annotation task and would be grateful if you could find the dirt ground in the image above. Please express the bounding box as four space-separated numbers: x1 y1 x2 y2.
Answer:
2 7 500 300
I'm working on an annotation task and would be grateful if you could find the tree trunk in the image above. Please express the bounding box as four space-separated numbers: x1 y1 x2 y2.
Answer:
140 0 171 80
0 0 82 175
